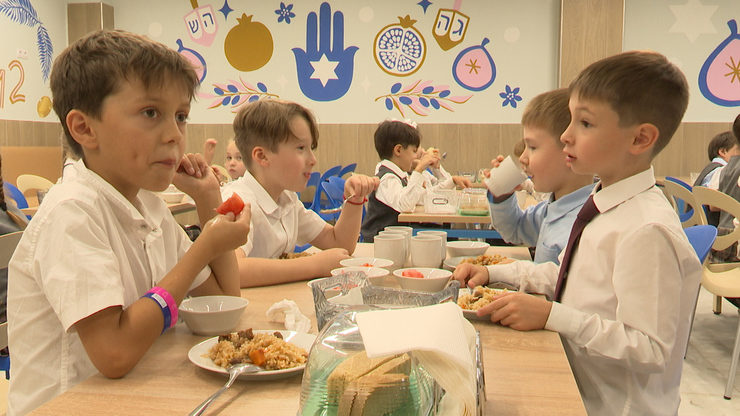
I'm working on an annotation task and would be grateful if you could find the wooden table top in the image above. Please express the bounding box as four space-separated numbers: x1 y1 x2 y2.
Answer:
31 244 585 415
20 201 196 217
398 204 492 224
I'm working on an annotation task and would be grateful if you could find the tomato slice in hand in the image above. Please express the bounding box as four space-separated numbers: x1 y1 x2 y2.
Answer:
216 193 245 216
401 269 424 278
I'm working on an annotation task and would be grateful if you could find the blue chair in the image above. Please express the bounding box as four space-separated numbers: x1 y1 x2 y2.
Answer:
4 183 28 210
308 165 342 213
684 224 718 359
338 163 357 178
294 243 312 253
662 177 701 227
300 171 320 208
317 176 346 222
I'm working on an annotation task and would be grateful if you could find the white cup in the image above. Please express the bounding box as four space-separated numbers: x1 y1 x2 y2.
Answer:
410 235 445 268
485 155 528 196
374 234 407 270
416 230 447 260
379 229 411 262
385 226 413 237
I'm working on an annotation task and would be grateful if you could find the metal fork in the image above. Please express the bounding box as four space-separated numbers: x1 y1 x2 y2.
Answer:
189 363 261 416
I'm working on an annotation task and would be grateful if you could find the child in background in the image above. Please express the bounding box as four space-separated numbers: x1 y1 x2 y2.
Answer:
454 51 700 415
487 89 594 264
0 154 28 324
414 146 472 191
695 130 739 187
706 115 740 262
7 30 250 415
361 120 440 242
224 138 247 180
223 99 379 287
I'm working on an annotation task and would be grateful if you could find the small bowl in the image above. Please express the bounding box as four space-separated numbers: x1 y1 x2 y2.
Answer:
178 295 249 336
340 257 394 269
392 267 453 292
160 191 185 204
446 241 490 258
331 266 391 286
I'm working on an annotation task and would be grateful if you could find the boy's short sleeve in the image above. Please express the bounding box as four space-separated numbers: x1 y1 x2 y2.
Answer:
296 200 327 245
172 218 211 290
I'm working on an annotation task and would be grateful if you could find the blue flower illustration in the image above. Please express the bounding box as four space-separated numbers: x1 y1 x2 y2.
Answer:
275 2 295 24
499 85 522 108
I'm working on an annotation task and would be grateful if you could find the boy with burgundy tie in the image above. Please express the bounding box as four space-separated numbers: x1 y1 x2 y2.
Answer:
453 51 702 415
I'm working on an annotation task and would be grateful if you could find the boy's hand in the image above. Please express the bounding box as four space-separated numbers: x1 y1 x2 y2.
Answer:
485 154 523 193
173 153 220 198
344 174 380 203
478 292 552 331
452 263 489 288
415 151 440 172
489 154 506 170
312 248 350 275
203 138 218 165
199 205 251 255
452 175 473 189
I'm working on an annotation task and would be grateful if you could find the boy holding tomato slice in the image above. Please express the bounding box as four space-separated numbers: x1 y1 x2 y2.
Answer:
6 30 250 415
224 99 379 287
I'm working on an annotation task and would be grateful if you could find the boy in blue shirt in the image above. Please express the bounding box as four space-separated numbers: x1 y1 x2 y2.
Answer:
487 88 594 264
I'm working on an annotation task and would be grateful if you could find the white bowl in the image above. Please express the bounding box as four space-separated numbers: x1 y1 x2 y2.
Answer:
178 295 249 336
331 266 391 286
446 241 490 258
160 191 185 204
339 257 394 269
392 267 453 292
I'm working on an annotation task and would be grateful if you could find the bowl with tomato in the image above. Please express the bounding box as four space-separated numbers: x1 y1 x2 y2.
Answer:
393 267 453 292
339 257 394 269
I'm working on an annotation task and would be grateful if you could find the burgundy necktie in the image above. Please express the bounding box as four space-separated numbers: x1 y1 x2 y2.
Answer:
553 195 600 302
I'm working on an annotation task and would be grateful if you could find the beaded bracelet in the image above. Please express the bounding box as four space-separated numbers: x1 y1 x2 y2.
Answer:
143 286 178 334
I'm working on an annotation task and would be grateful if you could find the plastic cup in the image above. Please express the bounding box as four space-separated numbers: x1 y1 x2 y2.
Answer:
485 155 528 196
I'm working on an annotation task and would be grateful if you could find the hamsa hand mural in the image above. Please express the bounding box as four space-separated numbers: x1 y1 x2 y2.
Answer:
698 19 740 106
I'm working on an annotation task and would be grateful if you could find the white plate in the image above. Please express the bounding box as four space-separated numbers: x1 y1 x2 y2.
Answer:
443 256 468 271
457 288 512 321
188 330 316 380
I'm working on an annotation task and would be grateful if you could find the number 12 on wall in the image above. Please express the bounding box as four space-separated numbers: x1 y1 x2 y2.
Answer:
0 59 26 109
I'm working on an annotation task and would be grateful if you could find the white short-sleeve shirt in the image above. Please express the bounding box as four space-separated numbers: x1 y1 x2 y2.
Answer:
7 160 210 415
221 170 326 258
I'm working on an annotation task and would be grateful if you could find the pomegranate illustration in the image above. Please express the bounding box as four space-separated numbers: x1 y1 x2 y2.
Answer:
374 15 426 76
224 13 273 72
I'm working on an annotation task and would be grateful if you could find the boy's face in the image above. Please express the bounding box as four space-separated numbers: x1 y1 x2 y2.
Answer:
225 141 246 179
720 144 740 162
561 95 636 186
395 144 419 172
263 115 317 192
519 126 571 193
85 77 189 201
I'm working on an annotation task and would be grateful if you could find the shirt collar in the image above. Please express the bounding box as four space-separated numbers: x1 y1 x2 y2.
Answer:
72 159 166 228
239 169 292 216
545 183 595 221
378 159 409 179
712 157 729 166
592 166 656 214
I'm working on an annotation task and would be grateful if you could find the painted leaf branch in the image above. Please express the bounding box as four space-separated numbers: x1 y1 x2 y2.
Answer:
375 80 472 117
200 77 279 111
0 0 53 81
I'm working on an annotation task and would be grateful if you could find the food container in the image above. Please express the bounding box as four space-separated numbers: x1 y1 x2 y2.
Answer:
458 188 489 216
424 189 458 214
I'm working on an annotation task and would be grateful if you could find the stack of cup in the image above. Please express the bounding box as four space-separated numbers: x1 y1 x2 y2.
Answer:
374 234 406 271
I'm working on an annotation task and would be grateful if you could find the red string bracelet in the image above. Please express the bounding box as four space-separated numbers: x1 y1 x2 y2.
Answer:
344 196 367 205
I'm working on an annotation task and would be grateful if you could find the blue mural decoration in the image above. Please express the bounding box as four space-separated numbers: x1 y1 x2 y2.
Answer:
200 78 279 112
499 85 522 108
417 0 433 14
698 19 740 107
0 0 53 82
218 0 234 21
375 80 472 117
275 2 295 24
452 38 495 91
292 2 358 101
175 39 207 84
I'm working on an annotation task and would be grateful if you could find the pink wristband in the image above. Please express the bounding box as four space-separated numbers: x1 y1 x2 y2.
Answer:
148 286 178 328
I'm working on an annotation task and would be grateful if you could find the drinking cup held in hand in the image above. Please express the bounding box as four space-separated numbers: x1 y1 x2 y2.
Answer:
485 155 528 196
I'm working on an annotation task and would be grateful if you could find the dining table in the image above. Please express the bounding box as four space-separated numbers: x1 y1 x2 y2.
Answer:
20 200 196 217
30 244 586 415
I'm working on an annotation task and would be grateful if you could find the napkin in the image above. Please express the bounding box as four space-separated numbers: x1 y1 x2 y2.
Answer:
356 303 477 416
266 299 311 333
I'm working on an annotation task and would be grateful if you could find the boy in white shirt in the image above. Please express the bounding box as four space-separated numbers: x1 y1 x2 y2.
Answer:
487 88 594 264
361 120 440 242
415 147 472 191
453 51 702 415
7 30 250 415
223 99 379 287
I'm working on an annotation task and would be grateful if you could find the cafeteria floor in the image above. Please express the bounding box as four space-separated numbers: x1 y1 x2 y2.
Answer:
0 288 737 415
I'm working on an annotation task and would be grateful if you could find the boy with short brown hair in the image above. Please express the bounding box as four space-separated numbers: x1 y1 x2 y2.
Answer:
8 30 250 414
454 51 702 414
225 99 379 287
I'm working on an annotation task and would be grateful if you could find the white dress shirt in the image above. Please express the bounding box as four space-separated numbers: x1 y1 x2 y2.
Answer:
7 160 210 415
706 157 729 189
486 167 702 415
421 165 454 190
373 160 426 213
221 170 326 257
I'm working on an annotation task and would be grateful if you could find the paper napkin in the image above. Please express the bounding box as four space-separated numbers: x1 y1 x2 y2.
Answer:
266 299 311 333
356 303 477 416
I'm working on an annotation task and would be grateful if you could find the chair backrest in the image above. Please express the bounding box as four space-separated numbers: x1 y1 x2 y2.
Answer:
338 163 357 178
322 176 346 206
662 180 704 227
683 225 717 264
3 183 28 210
692 186 740 250
0 231 22 349
16 174 54 196
309 165 343 212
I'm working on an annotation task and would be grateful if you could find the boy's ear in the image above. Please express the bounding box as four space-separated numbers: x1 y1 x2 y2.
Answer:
66 109 99 150
392 144 403 156
629 123 659 156
252 146 269 167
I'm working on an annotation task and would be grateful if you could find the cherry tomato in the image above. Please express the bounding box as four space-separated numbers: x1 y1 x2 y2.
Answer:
216 193 245 216
401 269 424 278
